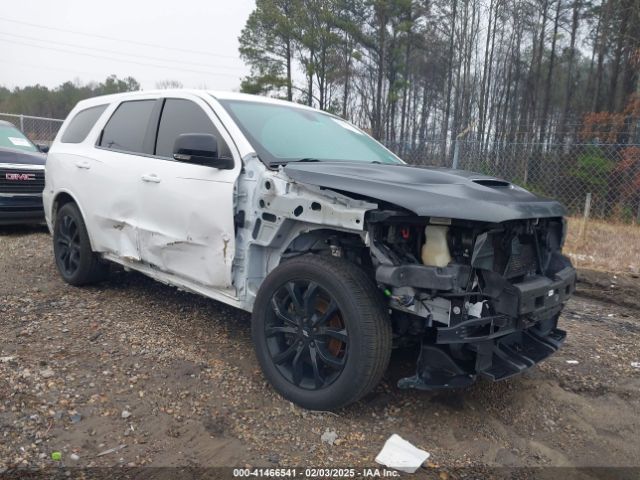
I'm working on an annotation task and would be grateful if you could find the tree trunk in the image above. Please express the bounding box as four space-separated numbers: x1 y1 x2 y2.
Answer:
441 0 458 159
557 0 580 144
478 0 494 146
608 0 629 111
592 0 613 112
400 26 412 146
373 3 387 140
539 0 562 145
286 39 293 101
342 37 352 118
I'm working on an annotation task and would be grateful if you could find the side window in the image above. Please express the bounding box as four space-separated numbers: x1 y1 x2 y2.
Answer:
61 105 108 143
155 99 231 159
99 100 156 154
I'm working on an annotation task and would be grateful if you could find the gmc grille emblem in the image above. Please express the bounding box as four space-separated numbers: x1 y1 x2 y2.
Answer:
5 173 36 181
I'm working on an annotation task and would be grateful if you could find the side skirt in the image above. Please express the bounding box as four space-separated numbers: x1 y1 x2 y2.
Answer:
101 253 248 312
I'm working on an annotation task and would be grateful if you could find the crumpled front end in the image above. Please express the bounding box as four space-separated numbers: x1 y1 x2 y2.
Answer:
368 213 576 390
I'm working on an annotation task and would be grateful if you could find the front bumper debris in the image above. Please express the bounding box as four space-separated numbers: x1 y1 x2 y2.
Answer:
397 266 575 390
398 326 566 390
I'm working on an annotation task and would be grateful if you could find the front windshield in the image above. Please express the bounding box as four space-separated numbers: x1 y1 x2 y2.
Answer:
0 125 38 153
217 99 403 166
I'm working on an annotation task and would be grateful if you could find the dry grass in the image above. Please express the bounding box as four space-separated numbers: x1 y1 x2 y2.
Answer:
564 216 640 274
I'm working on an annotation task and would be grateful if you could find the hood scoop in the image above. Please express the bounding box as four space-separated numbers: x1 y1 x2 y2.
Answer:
472 179 511 188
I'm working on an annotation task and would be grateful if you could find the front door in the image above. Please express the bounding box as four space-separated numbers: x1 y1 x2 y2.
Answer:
135 96 240 288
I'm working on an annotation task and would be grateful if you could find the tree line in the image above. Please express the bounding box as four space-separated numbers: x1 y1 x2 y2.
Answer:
239 0 640 158
0 75 141 119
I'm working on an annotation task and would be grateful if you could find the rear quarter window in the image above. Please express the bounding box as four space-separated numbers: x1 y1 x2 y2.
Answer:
61 105 108 144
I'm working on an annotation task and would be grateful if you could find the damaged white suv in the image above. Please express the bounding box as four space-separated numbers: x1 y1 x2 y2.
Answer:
45 90 576 410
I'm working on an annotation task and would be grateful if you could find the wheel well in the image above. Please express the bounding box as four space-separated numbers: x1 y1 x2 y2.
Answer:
52 192 77 223
282 228 370 269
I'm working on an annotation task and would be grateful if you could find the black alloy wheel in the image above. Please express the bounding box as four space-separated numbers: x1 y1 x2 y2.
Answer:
252 254 392 410
55 213 81 277
266 280 349 390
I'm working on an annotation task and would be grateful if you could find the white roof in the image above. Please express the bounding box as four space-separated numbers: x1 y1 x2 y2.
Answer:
72 89 319 113
208 90 320 111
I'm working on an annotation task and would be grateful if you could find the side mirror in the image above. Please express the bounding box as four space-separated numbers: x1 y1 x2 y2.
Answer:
37 144 50 153
172 133 233 170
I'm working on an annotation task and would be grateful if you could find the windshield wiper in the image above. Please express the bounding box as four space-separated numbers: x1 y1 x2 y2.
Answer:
268 157 321 168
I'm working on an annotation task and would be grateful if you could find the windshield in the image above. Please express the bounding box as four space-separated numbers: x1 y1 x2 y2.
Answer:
217 99 403 166
0 125 38 153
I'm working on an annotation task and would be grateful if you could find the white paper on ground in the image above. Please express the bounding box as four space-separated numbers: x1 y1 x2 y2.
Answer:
375 434 430 473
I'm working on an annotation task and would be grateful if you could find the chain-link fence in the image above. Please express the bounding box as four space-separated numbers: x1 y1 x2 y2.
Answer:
0 113 64 146
388 138 640 225
456 141 640 222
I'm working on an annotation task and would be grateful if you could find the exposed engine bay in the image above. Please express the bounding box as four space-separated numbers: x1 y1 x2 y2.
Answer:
366 213 575 389
238 160 577 392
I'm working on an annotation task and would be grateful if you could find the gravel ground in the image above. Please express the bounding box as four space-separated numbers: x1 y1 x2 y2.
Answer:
1 226 639 474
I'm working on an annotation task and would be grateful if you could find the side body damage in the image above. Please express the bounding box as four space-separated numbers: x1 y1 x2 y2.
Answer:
234 160 576 390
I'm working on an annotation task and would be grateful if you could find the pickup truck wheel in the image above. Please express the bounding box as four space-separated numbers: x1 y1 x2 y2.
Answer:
53 203 108 286
252 254 392 410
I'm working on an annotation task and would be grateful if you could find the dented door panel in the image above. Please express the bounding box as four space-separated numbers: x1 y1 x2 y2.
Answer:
77 148 143 261
136 159 236 288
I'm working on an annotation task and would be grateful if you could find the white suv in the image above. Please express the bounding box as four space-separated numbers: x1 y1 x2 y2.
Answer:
45 90 575 410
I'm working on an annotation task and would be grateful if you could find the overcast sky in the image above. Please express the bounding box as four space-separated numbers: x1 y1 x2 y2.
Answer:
0 0 255 91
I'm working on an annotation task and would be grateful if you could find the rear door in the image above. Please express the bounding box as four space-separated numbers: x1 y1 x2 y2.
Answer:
85 97 162 259
134 95 240 288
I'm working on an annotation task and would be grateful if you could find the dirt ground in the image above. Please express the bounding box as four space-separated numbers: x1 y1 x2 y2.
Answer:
1 226 639 476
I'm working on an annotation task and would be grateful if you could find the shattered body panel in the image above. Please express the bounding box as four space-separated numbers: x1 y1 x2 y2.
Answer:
232 155 374 306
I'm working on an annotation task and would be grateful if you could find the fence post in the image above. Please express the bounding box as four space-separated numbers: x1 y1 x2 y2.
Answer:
452 139 460 169
19 114 24 132
579 192 592 243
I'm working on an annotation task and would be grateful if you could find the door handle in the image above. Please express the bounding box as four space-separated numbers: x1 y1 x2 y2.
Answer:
141 173 161 183
75 160 91 169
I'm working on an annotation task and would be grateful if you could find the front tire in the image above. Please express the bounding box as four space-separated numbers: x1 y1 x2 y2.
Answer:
53 203 108 286
252 255 392 410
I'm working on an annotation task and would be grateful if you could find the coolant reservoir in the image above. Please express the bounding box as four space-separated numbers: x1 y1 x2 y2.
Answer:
421 225 452 267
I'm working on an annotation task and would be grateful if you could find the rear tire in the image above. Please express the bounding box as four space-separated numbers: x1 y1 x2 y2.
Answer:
252 254 392 410
53 203 108 286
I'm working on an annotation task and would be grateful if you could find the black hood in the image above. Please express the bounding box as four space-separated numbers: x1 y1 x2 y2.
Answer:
283 162 566 223
0 147 46 166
